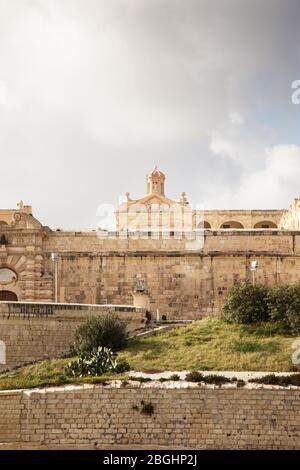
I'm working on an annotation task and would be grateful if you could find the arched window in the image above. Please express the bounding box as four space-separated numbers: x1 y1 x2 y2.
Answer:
0 341 6 365
0 268 17 284
197 221 211 229
220 221 244 229
253 221 278 229
0 221 8 226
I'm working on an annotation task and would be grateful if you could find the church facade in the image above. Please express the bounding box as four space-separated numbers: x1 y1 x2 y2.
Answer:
1 168 300 319
116 166 287 231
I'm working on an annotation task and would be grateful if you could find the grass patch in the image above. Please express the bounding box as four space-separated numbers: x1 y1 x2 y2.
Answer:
0 358 127 391
231 340 280 353
239 323 291 337
1 318 300 390
118 318 299 372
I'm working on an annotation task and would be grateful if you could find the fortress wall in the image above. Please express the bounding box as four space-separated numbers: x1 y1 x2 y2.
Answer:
0 302 147 371
0 390 23 443
44 230 299 254
42 230 300 320
43 249 300 320
2 230 300 319
1 383 300 449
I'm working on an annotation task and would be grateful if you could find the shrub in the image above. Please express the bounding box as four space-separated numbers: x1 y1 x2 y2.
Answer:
170 374 181 381
185 372 232 385
114 360 131 374
222 283 270 324
65 346 127 377
128 376 152 382
236 379 245 387
72 312 127 354
158 375 181 382
185 371 203 382
268 284 300 334
222 282 300 333
202 374 231 385
249 373 300 387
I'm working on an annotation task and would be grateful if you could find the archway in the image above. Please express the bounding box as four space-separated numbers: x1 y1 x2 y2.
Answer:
220 221 244 229
197 221 211 229
0 290 18 301
253 221 278 229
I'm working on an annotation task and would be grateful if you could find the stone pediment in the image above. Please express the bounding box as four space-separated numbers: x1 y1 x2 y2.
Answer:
132 193 178 207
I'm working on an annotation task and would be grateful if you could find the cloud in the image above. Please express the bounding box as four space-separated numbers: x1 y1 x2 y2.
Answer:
228 111 244 127
207 113 300 208
0 0 300 227
244 145 300 207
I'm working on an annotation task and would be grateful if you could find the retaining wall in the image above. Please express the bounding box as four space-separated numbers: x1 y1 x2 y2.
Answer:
0 383 300 449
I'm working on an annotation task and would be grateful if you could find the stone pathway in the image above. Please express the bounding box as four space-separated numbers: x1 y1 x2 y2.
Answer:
129 370 297 381
130 320 194 338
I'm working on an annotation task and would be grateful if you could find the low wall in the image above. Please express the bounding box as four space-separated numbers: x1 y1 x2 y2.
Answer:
0 383 300 449
0 302 147 371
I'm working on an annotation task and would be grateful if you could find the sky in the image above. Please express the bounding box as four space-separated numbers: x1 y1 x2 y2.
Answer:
1 0 300 229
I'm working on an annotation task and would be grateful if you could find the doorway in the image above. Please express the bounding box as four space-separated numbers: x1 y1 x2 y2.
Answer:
0 290 18 301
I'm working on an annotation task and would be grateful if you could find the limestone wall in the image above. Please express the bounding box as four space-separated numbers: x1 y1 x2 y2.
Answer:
0 383 300 449
41 230 300 319
3 229 300 319
0 302 147 371
44 229 299 253
196 209 284 229
0 390 22 443
0 229 53 302
280 199 300 230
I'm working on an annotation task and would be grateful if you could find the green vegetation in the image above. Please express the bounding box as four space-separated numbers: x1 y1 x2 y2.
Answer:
268 284 300 333
222 283 270 324
119 318 298 372
185 372 232 385
65 346 130 377
72 312 127 354
249 373 300 387
0 358 128 391
222 282 300 334
0 318 299 390
230 340 280 353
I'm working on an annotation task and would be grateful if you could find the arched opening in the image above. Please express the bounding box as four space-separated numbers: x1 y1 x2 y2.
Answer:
197 220 211 229
220 221 244 229
0 221 8 226
253 221 278 229
0 290 18 301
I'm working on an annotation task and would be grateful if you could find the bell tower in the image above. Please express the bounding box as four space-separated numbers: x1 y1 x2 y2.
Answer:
146 166 165 196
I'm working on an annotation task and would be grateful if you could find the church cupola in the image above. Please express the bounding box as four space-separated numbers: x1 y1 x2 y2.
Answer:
146 166 165 196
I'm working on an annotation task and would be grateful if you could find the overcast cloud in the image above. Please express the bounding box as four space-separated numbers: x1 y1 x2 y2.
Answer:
0 0 300 228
